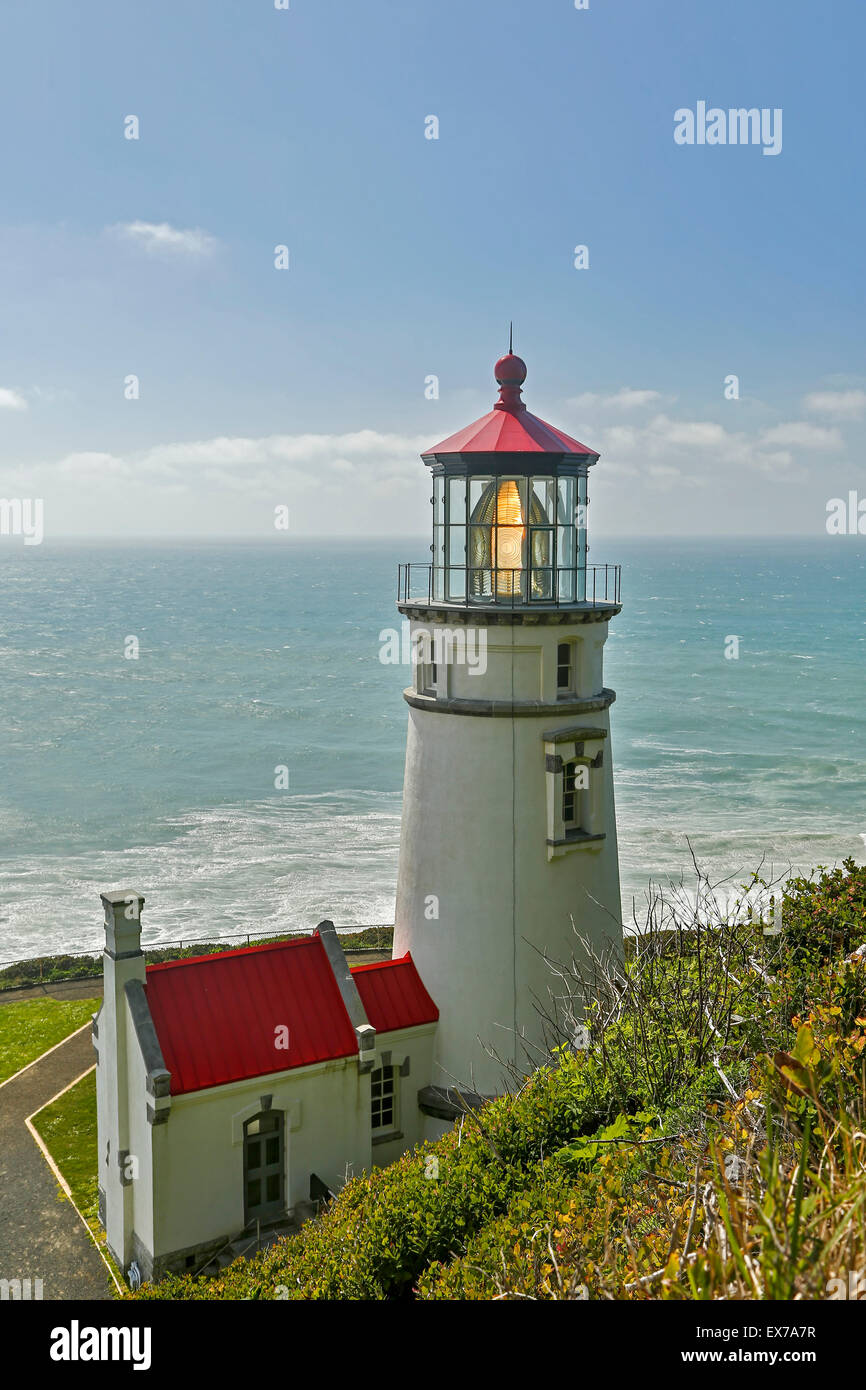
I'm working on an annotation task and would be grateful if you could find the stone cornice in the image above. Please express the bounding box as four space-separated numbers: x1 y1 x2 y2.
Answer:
403 687 616 718
396 603 620 626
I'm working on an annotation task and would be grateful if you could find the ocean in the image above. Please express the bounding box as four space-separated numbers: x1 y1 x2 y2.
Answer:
0 536 863 963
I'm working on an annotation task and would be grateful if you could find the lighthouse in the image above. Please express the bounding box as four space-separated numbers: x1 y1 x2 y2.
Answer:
393 345 623 1106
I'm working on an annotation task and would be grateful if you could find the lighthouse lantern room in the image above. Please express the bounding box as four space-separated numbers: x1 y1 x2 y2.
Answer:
393 345 624 1116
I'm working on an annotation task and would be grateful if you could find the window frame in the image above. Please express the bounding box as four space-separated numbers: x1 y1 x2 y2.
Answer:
561 758 587 831
370 1064 399 1135
418 658 437 697
556 640 576 698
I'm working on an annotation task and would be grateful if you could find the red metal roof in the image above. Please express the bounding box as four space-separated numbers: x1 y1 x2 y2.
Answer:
424 352 598 459
352 953 439 1034
424 406 596 458
145 939 438 1096
146 937 358 1096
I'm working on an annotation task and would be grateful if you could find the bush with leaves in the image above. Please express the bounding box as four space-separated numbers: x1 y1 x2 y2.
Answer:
132 860 866 1301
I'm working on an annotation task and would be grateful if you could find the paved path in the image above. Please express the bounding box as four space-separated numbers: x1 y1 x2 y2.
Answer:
0 977 103 1007
0 1026 113 1300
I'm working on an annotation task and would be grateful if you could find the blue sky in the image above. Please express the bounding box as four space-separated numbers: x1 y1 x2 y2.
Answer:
0 0 864 537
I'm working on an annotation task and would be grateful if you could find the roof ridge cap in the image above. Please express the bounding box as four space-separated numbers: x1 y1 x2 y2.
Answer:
145 934 316 972
315 919 372 1035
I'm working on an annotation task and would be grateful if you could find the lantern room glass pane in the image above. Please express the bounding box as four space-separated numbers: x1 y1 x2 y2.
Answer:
446 567 466 600
557 476 575 524
577 474 588 546
448 526 466 565
532 478 557 523
448 476 467 524
469 567 493 600
528 526 552 601
532 569 553 600
466 479 528 600
469 477 493 511
558 569 575 602
529 532 550 568
558 525 576 568
433 524 445 600
492 479 525 593
433 475 444 526
469 523 492 569
577 474 588 594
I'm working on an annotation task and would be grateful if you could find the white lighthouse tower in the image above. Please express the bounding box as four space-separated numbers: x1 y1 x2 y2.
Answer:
393 345 623 1105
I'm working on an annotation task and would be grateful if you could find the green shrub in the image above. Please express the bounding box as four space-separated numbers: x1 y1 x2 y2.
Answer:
130 863 866 1302
781 857 866 971
136 1055 601 1301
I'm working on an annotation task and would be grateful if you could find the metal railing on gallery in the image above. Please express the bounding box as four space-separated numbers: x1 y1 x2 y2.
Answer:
397 562 622 609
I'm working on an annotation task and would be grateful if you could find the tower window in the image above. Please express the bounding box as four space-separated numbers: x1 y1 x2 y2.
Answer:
562 760 587 829
419 660 437 696
557 642 574 695
371 1066 397 1131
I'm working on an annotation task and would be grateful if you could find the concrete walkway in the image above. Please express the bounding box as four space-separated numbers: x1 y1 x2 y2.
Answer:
0 1025 113 1300
0 977 103 1007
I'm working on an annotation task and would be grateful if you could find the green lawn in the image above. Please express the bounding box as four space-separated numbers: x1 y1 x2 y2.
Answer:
0 996 100 1083
32 1068 98 1220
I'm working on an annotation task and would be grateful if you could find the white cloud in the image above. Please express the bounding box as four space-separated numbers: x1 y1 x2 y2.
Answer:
109 221 218 256
56 451 131 478
569 387 662 412
0 387 28 411
586 413 809 485
45 431 428 497
802 389 866 421
29 386 75 404
664 420 727 448
759 421 844 451
752 450 796 477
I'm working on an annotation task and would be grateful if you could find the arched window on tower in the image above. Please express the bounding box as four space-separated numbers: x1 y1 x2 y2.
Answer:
557 640 577 698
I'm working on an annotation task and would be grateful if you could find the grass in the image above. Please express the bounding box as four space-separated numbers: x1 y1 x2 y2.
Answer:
30 1068 120 1292
0 995 100 1083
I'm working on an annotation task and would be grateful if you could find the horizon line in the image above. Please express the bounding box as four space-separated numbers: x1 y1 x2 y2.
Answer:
0 531 847 544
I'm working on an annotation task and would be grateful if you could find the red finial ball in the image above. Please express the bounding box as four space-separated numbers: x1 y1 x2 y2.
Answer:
494 353 527 386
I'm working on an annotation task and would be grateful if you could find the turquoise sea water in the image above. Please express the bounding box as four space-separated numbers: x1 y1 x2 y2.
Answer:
0 536 863 961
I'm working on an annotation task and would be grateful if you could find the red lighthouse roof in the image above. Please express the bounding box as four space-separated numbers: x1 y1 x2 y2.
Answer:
423 349 598 461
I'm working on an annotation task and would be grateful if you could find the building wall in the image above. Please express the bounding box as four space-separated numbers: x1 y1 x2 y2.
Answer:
442 619 608 703
368 1024 437 1168
150 1058 368 1266
394 612 622 1100
146 1023 437 1273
